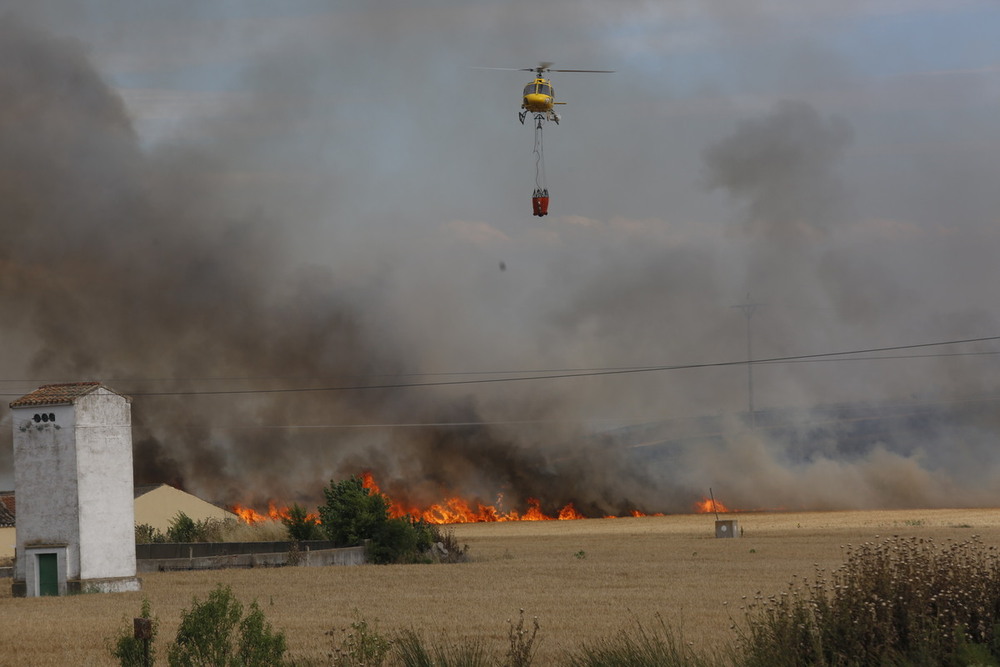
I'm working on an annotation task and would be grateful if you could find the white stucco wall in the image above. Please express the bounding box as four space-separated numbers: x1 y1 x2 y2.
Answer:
12 404 80 582
12 387 138 592
75 389 136 580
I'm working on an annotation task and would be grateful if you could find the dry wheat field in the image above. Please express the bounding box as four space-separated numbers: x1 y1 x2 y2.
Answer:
3 508 1000 665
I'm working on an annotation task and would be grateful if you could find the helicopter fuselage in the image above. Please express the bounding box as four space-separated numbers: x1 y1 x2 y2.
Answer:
522 77 556 113
521 76 565 124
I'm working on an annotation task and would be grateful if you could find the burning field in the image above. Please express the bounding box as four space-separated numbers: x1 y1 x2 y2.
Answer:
230 471 732 526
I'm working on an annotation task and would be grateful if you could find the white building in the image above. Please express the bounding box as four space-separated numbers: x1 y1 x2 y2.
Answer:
10 382 141 596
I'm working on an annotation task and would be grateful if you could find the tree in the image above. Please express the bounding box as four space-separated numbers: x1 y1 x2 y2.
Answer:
318 475 391 548
281 503 321 542
318 475 436 564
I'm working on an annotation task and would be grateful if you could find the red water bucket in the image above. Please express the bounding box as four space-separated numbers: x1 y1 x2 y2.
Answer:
532 191 549 217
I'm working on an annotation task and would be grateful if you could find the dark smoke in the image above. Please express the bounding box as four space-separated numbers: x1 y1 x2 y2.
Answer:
0 17 656 516
703 99 853 238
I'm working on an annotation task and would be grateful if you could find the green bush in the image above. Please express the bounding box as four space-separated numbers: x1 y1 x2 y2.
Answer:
110 598 157 667
163 512 243 544
166 512 199 543
282 502 322 541
318 475 443 564
167 584 286 667
135 523 165 544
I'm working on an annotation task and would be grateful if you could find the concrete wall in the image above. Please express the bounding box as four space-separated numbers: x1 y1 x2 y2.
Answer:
136 544 366 572
0 542 366 577
12 404 81 583
136 540 340 560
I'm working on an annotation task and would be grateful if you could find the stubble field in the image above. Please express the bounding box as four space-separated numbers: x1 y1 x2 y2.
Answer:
2 508 1000 665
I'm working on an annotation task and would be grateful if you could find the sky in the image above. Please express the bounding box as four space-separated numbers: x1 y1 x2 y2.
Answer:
1 1 1000 513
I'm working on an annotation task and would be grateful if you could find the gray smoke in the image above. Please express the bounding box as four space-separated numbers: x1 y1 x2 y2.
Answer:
1 5 1000 516
704 100 853 238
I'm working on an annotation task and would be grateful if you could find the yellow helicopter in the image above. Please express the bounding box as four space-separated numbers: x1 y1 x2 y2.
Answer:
480 62 614 124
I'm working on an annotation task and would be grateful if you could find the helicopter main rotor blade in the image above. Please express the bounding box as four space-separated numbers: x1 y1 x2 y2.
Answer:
470 66 615 73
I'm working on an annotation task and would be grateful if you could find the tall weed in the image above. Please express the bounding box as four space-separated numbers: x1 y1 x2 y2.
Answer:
566 614 708 667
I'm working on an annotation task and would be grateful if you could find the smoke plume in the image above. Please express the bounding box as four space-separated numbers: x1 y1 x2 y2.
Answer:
1 6 1000 516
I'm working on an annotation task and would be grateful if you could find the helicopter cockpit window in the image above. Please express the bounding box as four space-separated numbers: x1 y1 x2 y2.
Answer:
537 83 552 96
523 83 537 96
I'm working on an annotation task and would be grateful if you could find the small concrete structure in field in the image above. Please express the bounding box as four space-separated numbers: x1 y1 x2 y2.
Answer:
10 382 141 596
715 519 740 538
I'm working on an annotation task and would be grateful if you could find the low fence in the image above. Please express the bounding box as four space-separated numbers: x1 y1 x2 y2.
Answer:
136 540 366 572
2 541 366 578
136 539 340 560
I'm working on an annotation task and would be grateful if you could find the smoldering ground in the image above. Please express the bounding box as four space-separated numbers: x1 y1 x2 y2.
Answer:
1 7 1000 515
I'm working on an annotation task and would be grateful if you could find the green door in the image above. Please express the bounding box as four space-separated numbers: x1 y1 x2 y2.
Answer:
38 553 58 596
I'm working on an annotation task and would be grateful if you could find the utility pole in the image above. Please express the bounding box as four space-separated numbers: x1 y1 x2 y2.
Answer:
732 293 764 428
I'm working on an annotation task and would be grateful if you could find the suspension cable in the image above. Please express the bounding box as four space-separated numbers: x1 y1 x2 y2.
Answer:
533 114 546 192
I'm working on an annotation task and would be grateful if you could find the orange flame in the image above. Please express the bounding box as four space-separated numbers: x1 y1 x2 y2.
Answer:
361 472 604 524
232 472 678 526
230 501 318 525
231 503 267 524
694 497 731 514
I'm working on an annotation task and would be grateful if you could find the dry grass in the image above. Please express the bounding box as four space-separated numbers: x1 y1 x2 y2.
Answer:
2 508 1000 665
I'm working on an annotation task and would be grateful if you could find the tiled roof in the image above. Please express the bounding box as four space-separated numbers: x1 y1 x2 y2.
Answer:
9 382 129 408
0 493 14 527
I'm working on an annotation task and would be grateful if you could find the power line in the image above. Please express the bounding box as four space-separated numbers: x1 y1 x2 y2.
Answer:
20 333 994 398
0 335 997 398
1 343 997 390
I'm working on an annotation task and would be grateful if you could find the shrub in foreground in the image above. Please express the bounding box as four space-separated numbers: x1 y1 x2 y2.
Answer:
110 598 158 667
167 584 286 666
735 535 1000 666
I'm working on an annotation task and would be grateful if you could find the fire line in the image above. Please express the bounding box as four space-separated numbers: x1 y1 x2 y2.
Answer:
230 472 737 525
